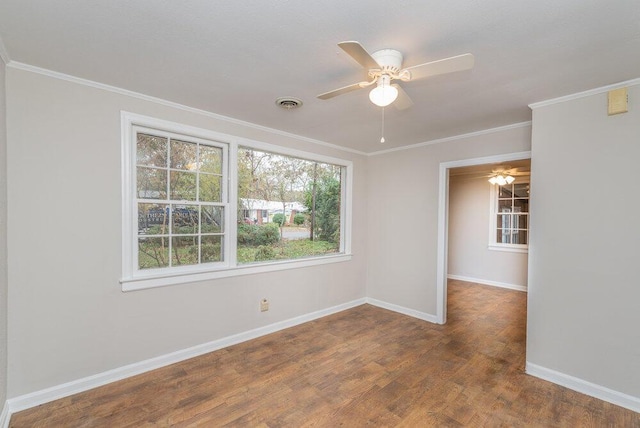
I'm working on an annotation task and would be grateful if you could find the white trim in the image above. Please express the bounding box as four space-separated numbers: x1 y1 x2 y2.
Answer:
436 164 449 324
436 151 532 324
526 362 640 413
6 298 366 414
0 401 9 428
529 77 640 109
368 122 532 157
123 254 353 291
447 274 527 292
8 61 367 156
0 36 9 65
366 298 438 324
487 244 528 254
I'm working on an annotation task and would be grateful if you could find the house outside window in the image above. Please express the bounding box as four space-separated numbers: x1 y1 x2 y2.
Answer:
237 147 343 264
489 181 529 252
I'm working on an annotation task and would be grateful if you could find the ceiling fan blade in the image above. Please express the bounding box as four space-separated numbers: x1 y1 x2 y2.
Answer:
392 84 414 110
338 41 380 69
404 53 474 81
317 82 365 100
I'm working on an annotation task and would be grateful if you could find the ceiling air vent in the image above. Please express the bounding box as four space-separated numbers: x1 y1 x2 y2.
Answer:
275 97 303 110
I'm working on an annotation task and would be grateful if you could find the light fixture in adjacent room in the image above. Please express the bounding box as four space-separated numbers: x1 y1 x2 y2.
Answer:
369 75 398 107
488 173 515 186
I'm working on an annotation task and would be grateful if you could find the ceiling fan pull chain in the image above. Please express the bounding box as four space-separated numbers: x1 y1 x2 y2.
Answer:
380 107 385 143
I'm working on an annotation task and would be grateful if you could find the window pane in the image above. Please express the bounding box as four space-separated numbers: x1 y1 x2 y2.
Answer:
170 170 197 200
498 200 512 212
137 134 167 167
201 235 223 263
513 230 528 245
172 205 199 235
138 237 169 269
498 186 513 198
513 183 529 198
171 236 199 266
138 203 169 235
170 140 197 170
493 179 529 248
237 147 341 264
514 214 528 230
514 199 529 213
202 206 223 233
496 229 511 244
496 214 511 231
199 174 222 202
131 124 229 276
137 167 167 199
200 145 222 174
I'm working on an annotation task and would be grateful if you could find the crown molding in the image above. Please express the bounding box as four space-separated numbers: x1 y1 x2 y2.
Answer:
367 121 532 157
7 61 368 157
529 77 640 109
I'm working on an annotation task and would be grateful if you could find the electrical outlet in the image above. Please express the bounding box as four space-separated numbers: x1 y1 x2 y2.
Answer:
260 299 269 312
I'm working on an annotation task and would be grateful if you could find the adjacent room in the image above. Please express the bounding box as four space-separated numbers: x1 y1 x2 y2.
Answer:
0 1 639 426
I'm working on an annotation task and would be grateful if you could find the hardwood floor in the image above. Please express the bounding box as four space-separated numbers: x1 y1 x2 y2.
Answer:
10 280 640 427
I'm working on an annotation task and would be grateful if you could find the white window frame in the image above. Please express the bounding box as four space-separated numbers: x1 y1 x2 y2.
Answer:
121 112 353 291
488 179 529 254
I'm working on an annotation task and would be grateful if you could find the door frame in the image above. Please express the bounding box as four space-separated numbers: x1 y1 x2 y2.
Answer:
436 150 531 324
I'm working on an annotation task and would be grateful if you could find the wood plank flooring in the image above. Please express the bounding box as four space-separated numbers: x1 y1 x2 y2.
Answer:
10 280 640 426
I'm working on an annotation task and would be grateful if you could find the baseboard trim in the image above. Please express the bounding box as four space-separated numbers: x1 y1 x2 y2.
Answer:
447 274 527 292
6 297 367 416
0 401 9 428
526 362 640 413
366 298 439 324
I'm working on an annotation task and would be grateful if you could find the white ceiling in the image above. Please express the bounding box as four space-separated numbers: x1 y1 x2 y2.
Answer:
1 1 639 154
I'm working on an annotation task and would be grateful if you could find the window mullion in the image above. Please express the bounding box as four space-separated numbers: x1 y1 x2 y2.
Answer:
227 142 238 267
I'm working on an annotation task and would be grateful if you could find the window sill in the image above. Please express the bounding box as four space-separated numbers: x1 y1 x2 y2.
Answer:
121 253 353 291
488 245 528 254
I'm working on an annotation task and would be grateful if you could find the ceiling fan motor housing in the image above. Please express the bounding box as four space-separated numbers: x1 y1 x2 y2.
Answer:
371 49 403 72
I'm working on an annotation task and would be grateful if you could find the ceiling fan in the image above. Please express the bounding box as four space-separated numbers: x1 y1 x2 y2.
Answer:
317 41 474 109
486 167 530 185
486 167 530 177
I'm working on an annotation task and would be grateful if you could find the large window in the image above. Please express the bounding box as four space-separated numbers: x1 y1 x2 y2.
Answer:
237 147 343 264
121 113 352 290
134 130 227 271
489 181 529 251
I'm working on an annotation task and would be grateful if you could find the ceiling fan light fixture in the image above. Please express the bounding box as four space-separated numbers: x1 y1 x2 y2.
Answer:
369 75 398 107
488 172 515 186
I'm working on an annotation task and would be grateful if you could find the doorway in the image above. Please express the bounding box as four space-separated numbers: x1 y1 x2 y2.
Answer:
435 151 531 324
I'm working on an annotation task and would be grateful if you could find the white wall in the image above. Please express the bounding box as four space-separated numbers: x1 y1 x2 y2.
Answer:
0 53 8 408
5 67 368 398
366 125 531 316
527 84 640 398
448 175 528 288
